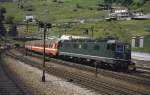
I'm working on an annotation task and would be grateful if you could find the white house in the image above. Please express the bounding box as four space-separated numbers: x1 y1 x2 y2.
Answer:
24 15 37 23
108 7 131 20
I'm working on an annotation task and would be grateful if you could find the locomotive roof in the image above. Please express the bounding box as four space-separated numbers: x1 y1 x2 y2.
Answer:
62 38 118 43
107 40 117 44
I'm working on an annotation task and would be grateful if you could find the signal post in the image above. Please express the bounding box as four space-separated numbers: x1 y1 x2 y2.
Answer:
39 22 52 82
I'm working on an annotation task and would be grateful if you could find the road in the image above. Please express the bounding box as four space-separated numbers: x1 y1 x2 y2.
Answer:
132 52 150 61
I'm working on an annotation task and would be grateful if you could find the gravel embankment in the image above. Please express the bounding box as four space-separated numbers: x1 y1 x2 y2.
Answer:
2 55 99 95
8 49 150 94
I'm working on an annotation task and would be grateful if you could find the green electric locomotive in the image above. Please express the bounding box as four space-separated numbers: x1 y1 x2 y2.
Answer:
59 38 136 71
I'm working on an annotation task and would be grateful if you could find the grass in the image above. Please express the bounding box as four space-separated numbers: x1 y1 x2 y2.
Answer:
132 47 150 53
16 20 150 41
0 0 150 22
0 0 150 53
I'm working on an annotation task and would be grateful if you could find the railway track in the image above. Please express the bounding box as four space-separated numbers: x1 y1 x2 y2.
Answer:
0 61 28 95
137 67 150 72
6 50 150 95
22 50 150 87
51 57 150 86
131 67 150 79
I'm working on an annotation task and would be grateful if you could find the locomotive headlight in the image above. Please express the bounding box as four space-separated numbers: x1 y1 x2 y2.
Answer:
132 60 137 65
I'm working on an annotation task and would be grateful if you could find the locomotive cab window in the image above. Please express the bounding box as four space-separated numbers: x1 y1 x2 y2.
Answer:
116 44 124 52
59 42 63 48
125 44 130 51
107 43 115 51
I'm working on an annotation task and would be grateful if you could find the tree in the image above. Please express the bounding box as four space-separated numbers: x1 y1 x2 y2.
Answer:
5 16 18 37
121 0 133 7
8 24 18 37
0 7 6 36
5 16 14 24
0 22 6 36
0 7 6 21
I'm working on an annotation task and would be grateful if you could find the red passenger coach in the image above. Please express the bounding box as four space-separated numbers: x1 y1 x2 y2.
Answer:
25 39 60 57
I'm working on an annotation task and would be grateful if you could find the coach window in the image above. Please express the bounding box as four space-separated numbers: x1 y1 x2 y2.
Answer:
54 44 57 48
49 44 51 48
53 44 56 48
52 44 54 48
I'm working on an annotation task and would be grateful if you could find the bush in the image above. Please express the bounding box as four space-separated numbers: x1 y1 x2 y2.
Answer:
76 3 82 9
73 8 78 12
52 0 57 2
88 7 93 10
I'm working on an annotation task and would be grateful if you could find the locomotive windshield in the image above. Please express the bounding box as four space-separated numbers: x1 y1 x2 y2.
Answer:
116 44 124 52
115 43 125 59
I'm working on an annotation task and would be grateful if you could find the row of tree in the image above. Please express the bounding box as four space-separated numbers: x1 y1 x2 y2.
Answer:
103 0 149 7
0 7 18 37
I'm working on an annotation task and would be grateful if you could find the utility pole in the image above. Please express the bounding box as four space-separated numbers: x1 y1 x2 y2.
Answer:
26 20 29 35
91 25 94 39
24 20 29 56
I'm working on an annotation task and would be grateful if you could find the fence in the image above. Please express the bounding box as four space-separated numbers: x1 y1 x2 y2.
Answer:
131 35 150 48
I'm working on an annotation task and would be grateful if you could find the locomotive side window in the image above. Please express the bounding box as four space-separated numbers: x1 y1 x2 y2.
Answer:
64 43 69 48
94 45 100 50
74 43 78 48
79 44 82 48
66 43 71 48
83 44 88 49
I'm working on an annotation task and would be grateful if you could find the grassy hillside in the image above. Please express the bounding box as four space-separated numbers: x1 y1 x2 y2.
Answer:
0 0 105 22
0 0 150 41
1 0 150 22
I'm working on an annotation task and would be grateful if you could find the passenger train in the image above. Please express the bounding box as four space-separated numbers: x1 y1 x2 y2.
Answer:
25 38 136 71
